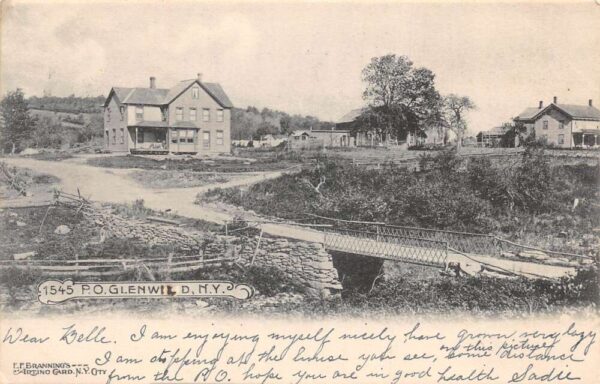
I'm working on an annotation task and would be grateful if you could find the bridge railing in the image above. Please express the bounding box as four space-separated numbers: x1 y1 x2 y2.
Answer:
300 213 593 263
375 225 498 256
322 227 448 267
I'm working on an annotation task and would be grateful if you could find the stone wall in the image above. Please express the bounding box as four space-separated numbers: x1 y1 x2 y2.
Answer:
238 236 343 297
79 205 343 296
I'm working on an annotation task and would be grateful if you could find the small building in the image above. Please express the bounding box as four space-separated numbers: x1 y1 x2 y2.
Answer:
476 126 509 147
103 74 233 154
256 134 287 148
514 97 600 148
336 107 446 147
308 127 352 147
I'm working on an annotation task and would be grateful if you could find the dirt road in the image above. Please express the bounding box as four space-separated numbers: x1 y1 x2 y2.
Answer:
3 157 283 220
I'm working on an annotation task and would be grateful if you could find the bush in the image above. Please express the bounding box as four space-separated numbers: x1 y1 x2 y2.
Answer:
204 149 599 239
0 266 43 303
185 264 305 297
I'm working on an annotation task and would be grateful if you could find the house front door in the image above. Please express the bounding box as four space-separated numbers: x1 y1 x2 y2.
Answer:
202 131 211 151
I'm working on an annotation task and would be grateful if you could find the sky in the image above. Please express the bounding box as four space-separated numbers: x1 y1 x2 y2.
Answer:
1 0 599 134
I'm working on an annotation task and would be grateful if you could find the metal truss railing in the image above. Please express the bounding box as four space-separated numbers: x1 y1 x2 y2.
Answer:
322 228 448 267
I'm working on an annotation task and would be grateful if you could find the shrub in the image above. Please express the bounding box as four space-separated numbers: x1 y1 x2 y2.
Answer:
0 266 43 303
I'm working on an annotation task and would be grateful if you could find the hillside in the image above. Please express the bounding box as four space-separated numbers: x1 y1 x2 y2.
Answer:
232 106 334 140
27 95 105 114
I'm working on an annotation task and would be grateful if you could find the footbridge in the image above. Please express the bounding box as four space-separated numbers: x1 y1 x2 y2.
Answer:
249 214 594 280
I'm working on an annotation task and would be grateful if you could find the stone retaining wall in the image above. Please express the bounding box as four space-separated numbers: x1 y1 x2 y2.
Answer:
80 205 343 296
238 236 343 297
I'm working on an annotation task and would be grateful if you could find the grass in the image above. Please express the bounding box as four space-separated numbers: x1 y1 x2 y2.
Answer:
26 152 74 161
87 154 298 172
129 169 230 189
109 199 224 232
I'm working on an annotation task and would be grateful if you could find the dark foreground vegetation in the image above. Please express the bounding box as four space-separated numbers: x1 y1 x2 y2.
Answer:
205 148 600 254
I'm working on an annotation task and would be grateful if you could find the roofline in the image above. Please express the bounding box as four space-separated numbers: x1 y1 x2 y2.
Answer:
525 103 600 121
104 88 120 107
166 80 232 109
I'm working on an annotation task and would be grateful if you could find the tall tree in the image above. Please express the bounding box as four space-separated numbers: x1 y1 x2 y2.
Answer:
361 54 441 141
442 94 476 150
0 89 36 154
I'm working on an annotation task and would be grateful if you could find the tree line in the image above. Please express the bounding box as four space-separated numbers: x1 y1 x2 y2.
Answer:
231 106 334 140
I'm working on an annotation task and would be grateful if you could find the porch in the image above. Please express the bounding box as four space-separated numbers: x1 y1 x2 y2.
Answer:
129 125 201 154
572 130 600 148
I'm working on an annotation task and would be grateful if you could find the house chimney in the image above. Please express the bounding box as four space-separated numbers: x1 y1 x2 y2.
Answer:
589 99 593 107
539 100 543 109
197 73 203 82
149 77 156 89
553 96 557 104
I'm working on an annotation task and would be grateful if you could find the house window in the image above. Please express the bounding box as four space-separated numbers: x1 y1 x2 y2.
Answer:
106 107 111 122
192 87 200 99
119 106 125 121
135 106 144 121
187 130 195 143
161 108 168 122
176 107 184 121
203 131 210 148
190 108 197 121
543 121 548 130
202 108 210 122
171 130 178 144
120 128 125 144
559 122 564 130
216 130 224 145
558 134 565 145
216 109 224 122
105 131 109 146
112 129 116 144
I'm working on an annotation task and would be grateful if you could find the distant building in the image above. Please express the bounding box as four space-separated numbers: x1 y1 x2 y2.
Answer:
476 126 510 147
103 74 233 154
336 107 446 147
514 97 600 148
256 134 286 148
288 127 352 149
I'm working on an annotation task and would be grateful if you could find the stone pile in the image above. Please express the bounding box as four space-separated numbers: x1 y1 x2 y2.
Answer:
81 207 205 252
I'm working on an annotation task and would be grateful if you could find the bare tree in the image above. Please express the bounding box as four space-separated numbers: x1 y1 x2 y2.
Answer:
442 94 476 150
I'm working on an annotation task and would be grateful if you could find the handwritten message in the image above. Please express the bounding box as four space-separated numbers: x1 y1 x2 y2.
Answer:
1 316 598 383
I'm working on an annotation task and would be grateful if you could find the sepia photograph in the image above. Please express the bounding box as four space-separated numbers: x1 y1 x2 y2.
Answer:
0 0 599 383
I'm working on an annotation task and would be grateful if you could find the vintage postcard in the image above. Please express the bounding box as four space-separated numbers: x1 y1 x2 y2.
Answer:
0 0 599 383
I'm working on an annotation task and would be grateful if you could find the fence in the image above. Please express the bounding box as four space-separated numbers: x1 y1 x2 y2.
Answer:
0 255 235 277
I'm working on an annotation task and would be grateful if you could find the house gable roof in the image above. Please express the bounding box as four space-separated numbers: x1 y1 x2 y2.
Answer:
516 103 600 122
104 78 233 108
337 108 367 124
515 107 541 121
163 79 234 108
